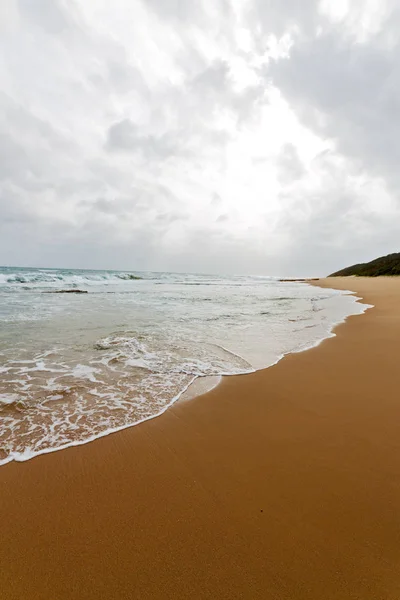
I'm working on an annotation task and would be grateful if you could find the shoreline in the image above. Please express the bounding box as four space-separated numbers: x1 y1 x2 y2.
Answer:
2 277 400 599
1 281 366 466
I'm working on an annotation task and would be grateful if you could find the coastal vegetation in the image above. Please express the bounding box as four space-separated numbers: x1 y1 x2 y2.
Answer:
329 253 400 277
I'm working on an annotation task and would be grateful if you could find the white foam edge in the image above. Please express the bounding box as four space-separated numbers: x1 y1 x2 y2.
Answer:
279 288 373 356
0 374 201 466
0 286 372 466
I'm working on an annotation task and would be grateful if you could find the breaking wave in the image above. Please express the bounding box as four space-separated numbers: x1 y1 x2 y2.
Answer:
0 267 370 465
0 268 143 289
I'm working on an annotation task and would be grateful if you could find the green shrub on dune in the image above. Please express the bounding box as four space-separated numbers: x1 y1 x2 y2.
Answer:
329 253 400 277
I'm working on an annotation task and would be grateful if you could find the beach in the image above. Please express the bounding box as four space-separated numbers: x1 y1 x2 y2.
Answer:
1 276 400 599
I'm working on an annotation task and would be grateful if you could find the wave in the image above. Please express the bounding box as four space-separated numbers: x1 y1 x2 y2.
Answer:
117 274 142 281
0 272 372 466
0 331 255 465
0 269 143 288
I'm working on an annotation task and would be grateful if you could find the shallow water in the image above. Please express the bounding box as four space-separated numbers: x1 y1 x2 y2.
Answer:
0 267 366 464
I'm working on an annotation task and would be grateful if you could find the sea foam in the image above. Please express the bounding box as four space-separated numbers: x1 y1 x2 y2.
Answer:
0 267 370 465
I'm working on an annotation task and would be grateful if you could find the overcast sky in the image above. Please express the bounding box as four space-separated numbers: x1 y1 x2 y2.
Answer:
0 0 399 276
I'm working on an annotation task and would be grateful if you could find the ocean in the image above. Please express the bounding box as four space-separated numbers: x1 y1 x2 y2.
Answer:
0 266 367 465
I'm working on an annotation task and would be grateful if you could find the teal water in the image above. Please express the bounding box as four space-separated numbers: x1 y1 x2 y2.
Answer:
0 266 367 464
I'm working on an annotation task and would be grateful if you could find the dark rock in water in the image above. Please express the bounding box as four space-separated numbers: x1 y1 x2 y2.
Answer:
44 289 88 294
279 278 319 282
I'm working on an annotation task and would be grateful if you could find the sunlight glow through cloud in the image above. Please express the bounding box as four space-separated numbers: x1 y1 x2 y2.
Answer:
0 0 399 275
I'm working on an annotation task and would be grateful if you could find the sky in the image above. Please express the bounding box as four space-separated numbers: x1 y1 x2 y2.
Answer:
0 0 399 276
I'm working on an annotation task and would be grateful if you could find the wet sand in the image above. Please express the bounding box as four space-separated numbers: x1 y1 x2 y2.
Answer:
1 277 400 599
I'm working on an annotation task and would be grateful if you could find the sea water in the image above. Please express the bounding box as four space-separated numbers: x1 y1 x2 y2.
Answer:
0 266 367 464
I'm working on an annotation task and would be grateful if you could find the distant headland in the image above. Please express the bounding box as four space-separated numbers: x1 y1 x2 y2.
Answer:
329 253 400 277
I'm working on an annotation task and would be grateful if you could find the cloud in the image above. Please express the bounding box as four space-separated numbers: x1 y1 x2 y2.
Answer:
0 0 399 275
17 0 74 34
216 214 229 223
106 118 193 160
248 0 318 40
273 150 400 275
269 4 400 193
276 143 306 184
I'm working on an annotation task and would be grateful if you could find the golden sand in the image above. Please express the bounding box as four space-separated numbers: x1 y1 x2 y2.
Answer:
1 277 400 599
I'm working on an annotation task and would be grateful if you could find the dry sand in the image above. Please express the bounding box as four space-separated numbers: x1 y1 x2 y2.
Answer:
1 277 400 599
